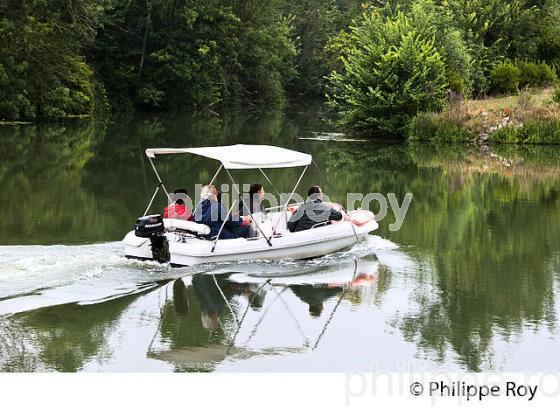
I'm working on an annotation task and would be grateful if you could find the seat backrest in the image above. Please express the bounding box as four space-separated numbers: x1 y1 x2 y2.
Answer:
163 218 210 235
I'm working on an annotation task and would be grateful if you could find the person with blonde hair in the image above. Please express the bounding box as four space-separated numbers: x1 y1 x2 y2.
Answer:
195 184 250 239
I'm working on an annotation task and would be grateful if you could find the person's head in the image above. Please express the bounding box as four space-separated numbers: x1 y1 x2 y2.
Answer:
308 185 323 200
200 184 218 202
249 183 264 200
173 188 188 205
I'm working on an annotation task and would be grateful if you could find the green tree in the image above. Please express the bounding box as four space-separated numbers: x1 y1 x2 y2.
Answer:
445 0 542 95
89 0 296 112
325 9 448 135
284 0 362 98
0 0 106 120
394 0 473 95
537 0 560 65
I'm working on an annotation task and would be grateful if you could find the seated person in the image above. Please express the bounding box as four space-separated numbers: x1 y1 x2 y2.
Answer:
164 188 193 221
195 185 250 239
287 185 343 233
239 183 269 237
239 183 266 216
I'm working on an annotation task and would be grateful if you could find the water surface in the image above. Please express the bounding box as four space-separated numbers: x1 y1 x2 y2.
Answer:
1 111 559 372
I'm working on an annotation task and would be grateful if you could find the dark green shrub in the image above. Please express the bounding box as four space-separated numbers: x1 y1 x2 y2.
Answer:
490 62 521 94
536 62 558 86
516 60 557 88
326 11 448 135
447 69 468 97
517 61 540 88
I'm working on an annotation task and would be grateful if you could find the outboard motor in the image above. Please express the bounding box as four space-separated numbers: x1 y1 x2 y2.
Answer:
134 214 170 263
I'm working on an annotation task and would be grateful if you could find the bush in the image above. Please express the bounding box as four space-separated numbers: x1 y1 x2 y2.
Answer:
407 112 475 142
406 0 473 97
326 11 448 135
490 119 560 144
517 61 540 88
554 85 560 104
516 60 557 88
536 62 558 86
447 69 468 96
490 62 521 94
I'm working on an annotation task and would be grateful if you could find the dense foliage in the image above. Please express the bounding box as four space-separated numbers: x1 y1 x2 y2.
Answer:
325 8 449 134
1 0 560 126
490 60 557 94
489 62 522 94
0 0 104 119
326 0 560 134
89 0 299 111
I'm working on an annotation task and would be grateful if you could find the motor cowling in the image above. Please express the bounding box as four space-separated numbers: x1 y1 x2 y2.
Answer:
135 214 165 238
134 214 169 263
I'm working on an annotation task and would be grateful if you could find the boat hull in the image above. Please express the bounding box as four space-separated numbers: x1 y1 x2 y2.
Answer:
123 219 378 267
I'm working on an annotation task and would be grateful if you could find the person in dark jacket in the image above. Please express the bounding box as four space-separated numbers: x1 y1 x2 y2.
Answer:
195 185 250 239
287 185 343 233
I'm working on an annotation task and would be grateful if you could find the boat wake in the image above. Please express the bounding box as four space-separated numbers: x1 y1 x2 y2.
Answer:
0 242 173 316
0 234 409 316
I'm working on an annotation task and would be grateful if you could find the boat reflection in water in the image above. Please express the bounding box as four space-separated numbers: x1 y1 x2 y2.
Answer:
147 256 382 371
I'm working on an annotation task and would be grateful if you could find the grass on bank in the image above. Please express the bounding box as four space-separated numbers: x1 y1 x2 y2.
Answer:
408 87 560 144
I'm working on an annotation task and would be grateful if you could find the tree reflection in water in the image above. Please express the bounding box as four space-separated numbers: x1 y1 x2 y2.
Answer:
0 289 157 372
320 142 560 371
2 111 559 371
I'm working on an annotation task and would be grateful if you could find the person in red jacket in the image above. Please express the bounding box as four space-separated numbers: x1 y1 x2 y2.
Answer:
164 188 193 221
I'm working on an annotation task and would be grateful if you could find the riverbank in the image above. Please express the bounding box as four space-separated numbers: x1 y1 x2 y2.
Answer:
407 87 560 144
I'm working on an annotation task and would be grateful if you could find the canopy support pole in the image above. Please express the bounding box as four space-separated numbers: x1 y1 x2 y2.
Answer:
258 168 282 198
148 157 170 198
271 164 309 239
227 279 271 353
224 168 273 247
272 286 309 345
143 183 161 216
211 199 237 253
212 274 239 328
142 157 170 216
193 163 223 218
243 287 287 347
208 163 223 187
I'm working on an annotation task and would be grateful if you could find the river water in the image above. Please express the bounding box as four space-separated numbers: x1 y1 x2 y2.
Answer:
0 110 559 372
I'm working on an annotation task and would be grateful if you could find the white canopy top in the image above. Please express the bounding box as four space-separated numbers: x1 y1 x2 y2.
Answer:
145 144 312 169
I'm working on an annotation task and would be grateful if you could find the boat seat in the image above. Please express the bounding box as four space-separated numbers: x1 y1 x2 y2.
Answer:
163 218 211 236
350 210 375 226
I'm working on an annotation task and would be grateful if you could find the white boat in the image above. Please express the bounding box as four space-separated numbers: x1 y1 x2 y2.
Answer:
123 144 378 266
